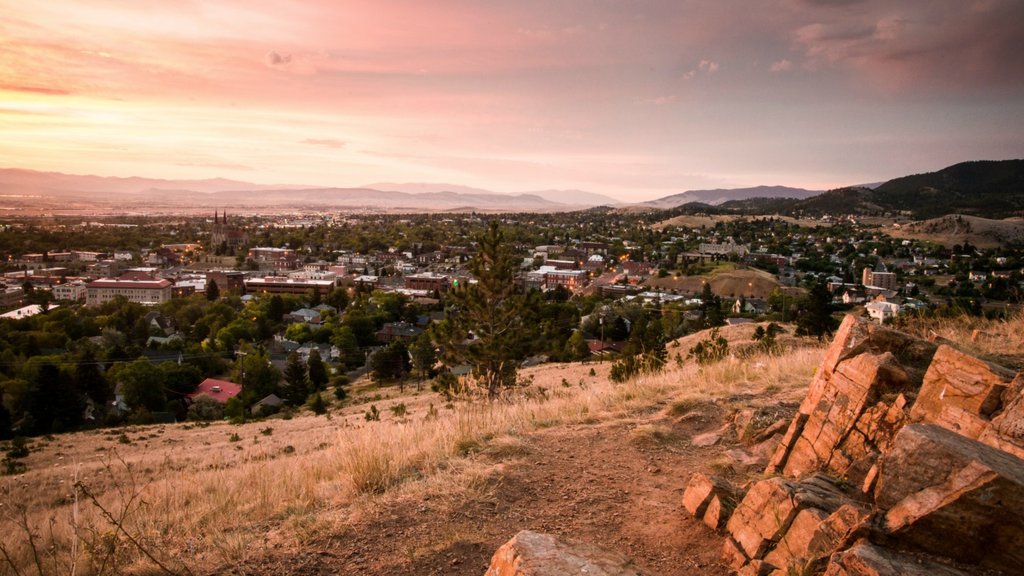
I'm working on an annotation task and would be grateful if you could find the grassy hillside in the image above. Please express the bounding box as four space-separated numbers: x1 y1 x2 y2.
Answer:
2 313 1021 575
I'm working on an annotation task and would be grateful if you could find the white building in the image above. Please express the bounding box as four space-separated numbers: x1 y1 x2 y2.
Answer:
865 301 900 323
52 281 87 302
86 271 173 306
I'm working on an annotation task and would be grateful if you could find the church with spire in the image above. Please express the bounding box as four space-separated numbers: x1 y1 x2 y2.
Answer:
210 211 249 254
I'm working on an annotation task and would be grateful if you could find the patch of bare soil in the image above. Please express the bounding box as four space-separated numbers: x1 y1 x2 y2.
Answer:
212 403 743 575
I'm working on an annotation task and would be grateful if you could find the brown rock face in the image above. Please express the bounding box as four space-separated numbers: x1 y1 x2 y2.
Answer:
681 473 735 521
980 374 1024 459
875 424 1024 573
823 540 973 576
910 344 1015 437
767 316 937 487
726 478 801 560
484 531 647 576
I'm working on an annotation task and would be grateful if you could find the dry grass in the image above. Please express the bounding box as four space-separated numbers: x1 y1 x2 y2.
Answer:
896 312 1024 368
0 337 829 576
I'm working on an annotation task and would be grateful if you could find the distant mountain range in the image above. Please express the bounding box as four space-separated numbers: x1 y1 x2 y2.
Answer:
0 169 616 213
2 160 1021 217
641 185 822 209
715 160 1024 219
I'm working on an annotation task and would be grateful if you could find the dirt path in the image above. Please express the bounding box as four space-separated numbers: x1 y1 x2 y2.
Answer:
216 404 736 575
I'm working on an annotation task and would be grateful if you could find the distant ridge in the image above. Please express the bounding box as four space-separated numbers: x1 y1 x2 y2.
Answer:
642 185 822 209
711 160 1024 219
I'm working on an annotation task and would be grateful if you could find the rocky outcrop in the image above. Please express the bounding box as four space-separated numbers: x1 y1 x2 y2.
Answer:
685 315 1024 575
484 530 648 576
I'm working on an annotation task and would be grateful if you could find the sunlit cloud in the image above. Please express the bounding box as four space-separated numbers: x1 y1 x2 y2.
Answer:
0 0 1021 202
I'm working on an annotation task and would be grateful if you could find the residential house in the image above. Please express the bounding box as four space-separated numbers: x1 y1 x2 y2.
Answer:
187 378 243 404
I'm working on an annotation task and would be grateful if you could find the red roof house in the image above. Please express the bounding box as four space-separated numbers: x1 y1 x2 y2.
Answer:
187 378 242 403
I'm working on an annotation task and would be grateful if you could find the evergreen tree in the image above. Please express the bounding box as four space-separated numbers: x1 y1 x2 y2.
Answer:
796 279 838 341
206 279 220 301
700 282 724 328
0 397 12 440
307 348 329 391
309 287 322 307
307 392 327 415
282 352 310 405
73 348 109 410
369 341 410 387
408 333 437 388
432 221 534 399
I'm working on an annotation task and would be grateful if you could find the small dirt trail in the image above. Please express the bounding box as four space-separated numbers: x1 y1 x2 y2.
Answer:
218 405 736 575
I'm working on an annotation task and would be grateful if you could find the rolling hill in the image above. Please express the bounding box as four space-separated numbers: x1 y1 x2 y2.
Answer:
643 185 821 209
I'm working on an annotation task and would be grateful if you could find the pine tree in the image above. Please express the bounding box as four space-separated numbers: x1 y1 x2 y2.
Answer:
796 279 838 341
307 349 329 391
282 352 310 405
408 333 437 389
431 221 534 399
206 279 220 301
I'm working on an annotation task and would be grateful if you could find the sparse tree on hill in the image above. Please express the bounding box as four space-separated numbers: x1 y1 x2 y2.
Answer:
408 333 437 389
432 221 535 399
307 348 329 391
796 279 838 341
282 352 311 405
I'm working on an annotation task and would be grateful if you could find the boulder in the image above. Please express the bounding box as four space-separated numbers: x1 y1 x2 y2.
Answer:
484 531 647 576
980 373 1024 459
726 478 801 560
909 344 1014 437
762 507 829 570
681 473 735 520
768 316 937 481
823 540 973 576
875 424 1024 573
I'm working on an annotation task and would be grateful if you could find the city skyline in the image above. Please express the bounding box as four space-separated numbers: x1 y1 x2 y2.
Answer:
2 0 1023 202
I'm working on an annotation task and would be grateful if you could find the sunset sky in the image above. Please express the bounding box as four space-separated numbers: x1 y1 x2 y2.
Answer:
2 0 1023 202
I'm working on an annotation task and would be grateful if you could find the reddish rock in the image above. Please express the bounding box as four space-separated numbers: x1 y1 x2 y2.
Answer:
806 504 873 559
484 530 647 576
909 344 1014 437
980 373 1024 459
702 494 728 531
782 352 913 479
762 507 829 570
735 559 774 576
823 540 972 576
875 424 1024 573
682 473 734 519
753 418 791 444
726 478 800 560
721 536 749 571
691 431 722 447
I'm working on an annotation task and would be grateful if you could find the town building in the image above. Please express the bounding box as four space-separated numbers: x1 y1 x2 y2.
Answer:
243 276 335 297
404 272 451 293
52 281 87 302
699 241 749 258
247 247 299 271
862 265 897 291
210 211 249 251
206 270 246 293
86 270 173 306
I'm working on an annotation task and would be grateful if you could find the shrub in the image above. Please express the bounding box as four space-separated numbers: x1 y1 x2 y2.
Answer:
689 328 729 365
364 405 380 422
187 396 224 421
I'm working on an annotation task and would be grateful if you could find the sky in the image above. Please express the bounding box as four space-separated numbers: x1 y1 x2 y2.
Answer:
2 0 1023 203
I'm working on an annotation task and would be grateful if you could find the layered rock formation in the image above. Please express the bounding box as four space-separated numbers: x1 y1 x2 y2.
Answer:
684 315 1024 575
